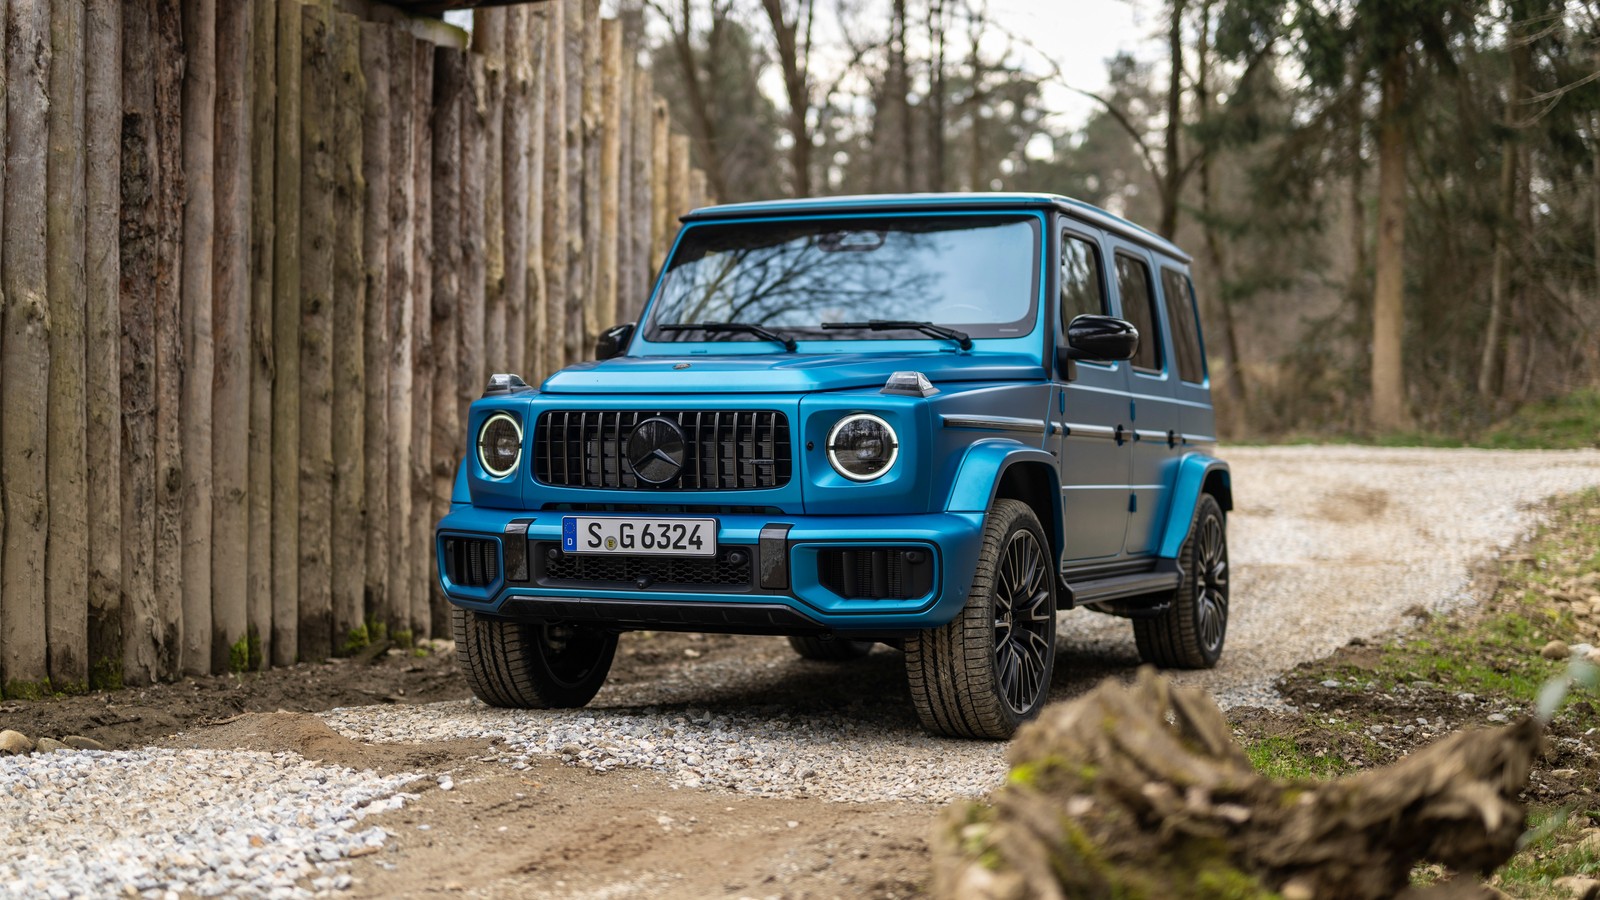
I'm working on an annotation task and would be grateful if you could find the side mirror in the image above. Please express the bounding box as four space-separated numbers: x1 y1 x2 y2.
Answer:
1063 315 1139 363
595 323 635 360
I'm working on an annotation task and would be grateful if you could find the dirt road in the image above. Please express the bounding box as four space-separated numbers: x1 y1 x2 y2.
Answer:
6 446 1600 899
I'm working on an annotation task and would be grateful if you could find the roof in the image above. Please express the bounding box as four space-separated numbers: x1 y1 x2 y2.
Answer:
680 192 1190 263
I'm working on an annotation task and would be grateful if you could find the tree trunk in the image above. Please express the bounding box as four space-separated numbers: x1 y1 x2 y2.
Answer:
474 10 506 372
152 0 186 680
271 0 302 667
503 8 531 378
669 133 690 224
387 28 417 641
430 46 466 641
298 3 335 662
360 20 392 643
524 7 548 379
615 35 634 324
4 0 54 691
669 0 727 201
48 0 90 688
759 0 812 196
1370 51 1410 431
85 0 123 688
460 54 488 407
574 0 599 363
1157 0 1185 240
118 0 160 685
212 0 252 674
329 11 365 655
247 0 276 670
926 0 945 192
542 0 568 375
597 18 622 338
180 0 215 675
1479 19 1528 405
410 41 434 640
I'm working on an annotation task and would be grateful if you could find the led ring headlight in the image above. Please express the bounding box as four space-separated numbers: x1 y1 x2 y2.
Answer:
827 414 899 482
477 412 523 478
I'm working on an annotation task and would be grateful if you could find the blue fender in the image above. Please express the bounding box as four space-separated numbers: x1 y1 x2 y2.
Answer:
452 457 470 505
944 439 1064 562
1157 453 1232 558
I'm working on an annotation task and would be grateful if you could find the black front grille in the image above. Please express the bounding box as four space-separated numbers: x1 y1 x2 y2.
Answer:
533 542 753 590
818 548 934 600
443 538 501 587
534 410 791 491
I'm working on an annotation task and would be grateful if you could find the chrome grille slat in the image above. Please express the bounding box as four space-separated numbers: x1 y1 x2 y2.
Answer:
533 409 791 491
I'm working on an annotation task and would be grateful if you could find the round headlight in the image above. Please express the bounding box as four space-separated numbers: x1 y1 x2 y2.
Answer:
477 413 523 478
827 414 899 482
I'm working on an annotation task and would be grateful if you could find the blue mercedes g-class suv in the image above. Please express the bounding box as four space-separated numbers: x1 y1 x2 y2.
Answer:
437 193 1232 739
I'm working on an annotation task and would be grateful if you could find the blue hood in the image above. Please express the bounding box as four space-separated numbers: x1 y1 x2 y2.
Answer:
540 351 1044 394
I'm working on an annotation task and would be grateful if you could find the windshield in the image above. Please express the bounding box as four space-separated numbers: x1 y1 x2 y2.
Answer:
643 214 1041 345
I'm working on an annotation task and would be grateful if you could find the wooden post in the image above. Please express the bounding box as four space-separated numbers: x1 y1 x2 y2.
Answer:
387 28 417 641
329 11 366 655
502 8 531 378
460 54 487 409
48 0 91 688
430 45 466 641
630 69 655 319
578 0 601 362
411 40 435 639
4 0 53 691
118 0 159 684
473 9 505 372
271 0 302 668
298 2 335 662
247 0 276 670
651 97 670 272
180 0 216 676
86 0 123 687
525 7 549 379
213 0 252 674
360 21 391 641
668 133 690 239
688 169 707 213
542 0 568 375
152 0 186 680
614 39 633 325
596 19 621 340
562 0 583 369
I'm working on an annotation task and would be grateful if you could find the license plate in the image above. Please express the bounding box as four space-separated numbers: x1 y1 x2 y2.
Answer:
561 517 717 557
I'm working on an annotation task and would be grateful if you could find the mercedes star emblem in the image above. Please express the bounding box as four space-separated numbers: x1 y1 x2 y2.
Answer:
626 417 686 485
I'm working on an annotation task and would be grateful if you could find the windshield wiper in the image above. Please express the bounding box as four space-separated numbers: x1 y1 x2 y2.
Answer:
659 322 798 352
821 320 973 350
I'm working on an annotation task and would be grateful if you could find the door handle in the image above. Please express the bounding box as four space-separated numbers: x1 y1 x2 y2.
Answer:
1114 424 1126 446
1167 429 1178 449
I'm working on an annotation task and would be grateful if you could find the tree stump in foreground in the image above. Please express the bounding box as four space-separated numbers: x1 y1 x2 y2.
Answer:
934 668 1540 900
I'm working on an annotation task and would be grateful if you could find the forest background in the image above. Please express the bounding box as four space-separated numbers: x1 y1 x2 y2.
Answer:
511 0 1600 440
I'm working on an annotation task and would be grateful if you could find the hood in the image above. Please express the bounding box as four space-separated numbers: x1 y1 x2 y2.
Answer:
540 351 1043 394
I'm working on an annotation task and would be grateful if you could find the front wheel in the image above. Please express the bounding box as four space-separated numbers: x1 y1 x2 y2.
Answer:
1134 493 1229 668
453 607 618 708
905 499 1057 740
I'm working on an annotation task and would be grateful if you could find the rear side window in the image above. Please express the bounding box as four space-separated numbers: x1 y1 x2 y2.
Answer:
1060 233 1107 329
1160 267 1206 383
1114 254 1163 373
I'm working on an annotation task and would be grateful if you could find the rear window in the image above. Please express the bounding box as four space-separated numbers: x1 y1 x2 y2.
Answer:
1115 254 1162 374
1160 267 1206 383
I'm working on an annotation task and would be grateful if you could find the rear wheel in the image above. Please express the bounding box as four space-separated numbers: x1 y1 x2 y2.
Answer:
1134 493 1229 668
905 499 1057 739
787 635 875 661
452 607 618 708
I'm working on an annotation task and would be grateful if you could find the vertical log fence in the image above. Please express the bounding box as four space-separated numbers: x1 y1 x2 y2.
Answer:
0 0 714 695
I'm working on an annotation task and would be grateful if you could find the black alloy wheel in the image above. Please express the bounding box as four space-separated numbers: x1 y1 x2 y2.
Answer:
1133 493 1229 668
994 527 1054 716
454 607 618 708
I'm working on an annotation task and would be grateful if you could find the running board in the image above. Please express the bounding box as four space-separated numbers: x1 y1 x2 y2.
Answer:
1064 563 1181 619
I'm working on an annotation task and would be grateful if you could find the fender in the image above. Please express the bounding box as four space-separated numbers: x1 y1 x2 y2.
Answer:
1157 453 1231 559
452 457 470 505
945 439 1064 563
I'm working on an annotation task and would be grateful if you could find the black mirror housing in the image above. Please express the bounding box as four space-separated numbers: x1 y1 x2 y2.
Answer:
595 323 635 360
1064 315 1139 363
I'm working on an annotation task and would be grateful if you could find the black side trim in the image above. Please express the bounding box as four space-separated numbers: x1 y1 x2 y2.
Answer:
759 523 793 590
1067 559 1181 615
496 597 829 636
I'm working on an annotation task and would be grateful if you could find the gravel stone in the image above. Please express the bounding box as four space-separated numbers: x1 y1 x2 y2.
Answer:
1544 640 1572 660
0 731 34 756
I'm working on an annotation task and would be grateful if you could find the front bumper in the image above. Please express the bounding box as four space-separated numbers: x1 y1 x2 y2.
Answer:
434 506 986 634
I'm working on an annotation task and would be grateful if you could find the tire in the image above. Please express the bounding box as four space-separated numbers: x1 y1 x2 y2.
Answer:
452 606 618 708
787 634 875 661
905 499 1057 740
1134 493 1229 669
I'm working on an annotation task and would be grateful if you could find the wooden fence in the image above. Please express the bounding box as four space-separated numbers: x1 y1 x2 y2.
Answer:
0 0 710 695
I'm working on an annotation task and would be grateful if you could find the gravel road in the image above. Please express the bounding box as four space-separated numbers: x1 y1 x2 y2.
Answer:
5 446 1599 898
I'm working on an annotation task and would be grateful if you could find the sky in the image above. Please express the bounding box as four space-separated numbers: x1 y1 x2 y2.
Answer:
446 0 1155 130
